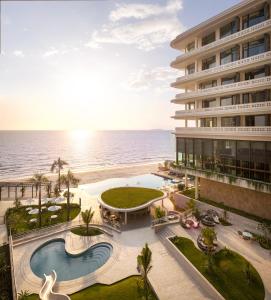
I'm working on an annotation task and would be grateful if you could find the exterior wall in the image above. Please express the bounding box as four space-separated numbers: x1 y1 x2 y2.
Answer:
200 177 271 219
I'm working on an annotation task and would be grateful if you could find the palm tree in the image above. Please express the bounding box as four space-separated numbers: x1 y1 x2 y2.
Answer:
60 170 80 221
201 227 217 271
29 173 49 227
17 290 31 300
51 157 68 192
154 206 165 219
81 207 94 234
137 243 152 300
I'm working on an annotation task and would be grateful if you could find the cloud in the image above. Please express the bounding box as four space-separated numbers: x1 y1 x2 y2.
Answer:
109 0 182 21
125 66 178 91
13 50 24 58
43 48 59 58
86 0 184 51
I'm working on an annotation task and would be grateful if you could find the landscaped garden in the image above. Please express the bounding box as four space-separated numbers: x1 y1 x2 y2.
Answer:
0 245 12 300
170 236 265 300
6 203 80 235
101 187 163 209
71 226 103 236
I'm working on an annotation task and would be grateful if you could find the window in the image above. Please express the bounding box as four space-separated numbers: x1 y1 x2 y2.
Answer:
199 80 217 89
221 116 240 127
202 56 216 70
243 93 249 104
251 90 270 103
202 139 213 170
220 18 239 38
202 99 216 108
200 117 217 127
221 73 240 85
186 41 195 52
245 114 271 126
242 37 266 58
187 102 195 110
220 95 240 106
242 5 268 29
202 32 215 46
194 139 202 169
220 46 240 65
186 139 194 168
187 63 195 74
236 140 250 178
245 67 266 80
177 138 186 164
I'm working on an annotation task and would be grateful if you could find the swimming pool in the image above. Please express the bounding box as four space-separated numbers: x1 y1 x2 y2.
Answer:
30 240 113 281
81 173 172 196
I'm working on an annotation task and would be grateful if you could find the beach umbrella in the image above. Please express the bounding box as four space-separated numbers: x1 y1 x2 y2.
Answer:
55 196 65 203
48 205 61 212
28 208 39 215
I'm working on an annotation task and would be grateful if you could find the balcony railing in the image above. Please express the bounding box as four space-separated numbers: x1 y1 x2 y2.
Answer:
173 101 271 118
173 51 271 85
173 76 271 102
174 126 271 139
172 19 271 66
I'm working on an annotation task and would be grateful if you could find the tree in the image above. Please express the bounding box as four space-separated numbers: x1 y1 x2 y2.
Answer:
29 173 49 227
20 186 25 198
154 206 165 219
60 170 80 221
201 227 217 272
186 198 196 213
137 243 152 300
257 222 271 247
53 184 60 197
81 207 94 234
17 290 31 300
13 198 22 210
51 157 68 192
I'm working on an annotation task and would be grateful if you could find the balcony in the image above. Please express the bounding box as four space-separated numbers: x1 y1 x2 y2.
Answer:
172 76 271 103
174 126 271 140
173 101 271 119
171 19 271 69
172 51 271 86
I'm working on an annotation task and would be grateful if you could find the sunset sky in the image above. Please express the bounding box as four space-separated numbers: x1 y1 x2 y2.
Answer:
0 0 240 130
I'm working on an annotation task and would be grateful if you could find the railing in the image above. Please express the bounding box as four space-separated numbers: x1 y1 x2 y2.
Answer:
174 76 271 101
172 19 271 64
173 51 271 84
9 235 17 300
174 101 271 118
175 126 271 136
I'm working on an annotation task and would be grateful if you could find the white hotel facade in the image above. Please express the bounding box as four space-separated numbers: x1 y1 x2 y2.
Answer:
171 0 271 219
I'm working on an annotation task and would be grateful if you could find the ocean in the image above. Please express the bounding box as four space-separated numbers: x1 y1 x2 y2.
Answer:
0 130 175 180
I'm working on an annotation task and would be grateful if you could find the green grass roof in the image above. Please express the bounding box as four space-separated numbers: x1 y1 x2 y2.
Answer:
101 187 163 209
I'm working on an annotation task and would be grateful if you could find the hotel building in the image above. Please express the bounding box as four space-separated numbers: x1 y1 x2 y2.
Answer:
170 0 271 219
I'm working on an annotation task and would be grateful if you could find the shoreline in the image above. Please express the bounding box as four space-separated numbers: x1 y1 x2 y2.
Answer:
0 161 161 185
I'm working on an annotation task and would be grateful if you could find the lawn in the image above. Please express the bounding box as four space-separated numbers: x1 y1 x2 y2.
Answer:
6 203 80 235
0 245 13 300
170 236 265 300
71 226 103 236
101 187 163 209
182 188 271 225
25 276 157 300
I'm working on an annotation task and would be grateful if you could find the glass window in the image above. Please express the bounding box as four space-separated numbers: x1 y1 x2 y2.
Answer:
186 139 194 168
187 102 195 110
187 63 195 75
177 138 186 164
236 141 250 169
194 139 202 169
202 32 215 46
220 95 240 106
245 114 271 126
221 73 240 85
199 80 217 89
220 46 240 65
220 18 239 38
202 99 216 108
186 41 195 52
221 116 240 127
200 117 217 127
251 142 266 171
242 38 266 58
251 90 270 103
202 56 216 70
202 139 213 170
245 67 266 80
242 7 266 29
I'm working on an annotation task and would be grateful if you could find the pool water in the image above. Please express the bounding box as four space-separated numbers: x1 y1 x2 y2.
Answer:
81 173 171 196
30 240 112 281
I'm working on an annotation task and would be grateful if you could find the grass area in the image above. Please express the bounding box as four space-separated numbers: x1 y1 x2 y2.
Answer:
182 188 271 225
101 187 163 209
170 236 264 300
25 276 157 300
71 226 103 236
0 245 13 300
6 203 80 235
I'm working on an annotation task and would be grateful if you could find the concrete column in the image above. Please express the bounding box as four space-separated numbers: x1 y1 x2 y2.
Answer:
124 212 128 224
8 186 10 198
185 119 188 127
216 51 220 66
195 176 199 200
215 28 220 40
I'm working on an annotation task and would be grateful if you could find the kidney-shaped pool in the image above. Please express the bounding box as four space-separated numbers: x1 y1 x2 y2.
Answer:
30 239 113 281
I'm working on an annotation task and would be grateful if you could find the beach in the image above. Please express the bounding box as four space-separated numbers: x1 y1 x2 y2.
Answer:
0 162 159 200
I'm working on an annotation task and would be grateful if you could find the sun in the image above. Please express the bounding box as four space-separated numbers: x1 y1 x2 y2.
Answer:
69 129 94 140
